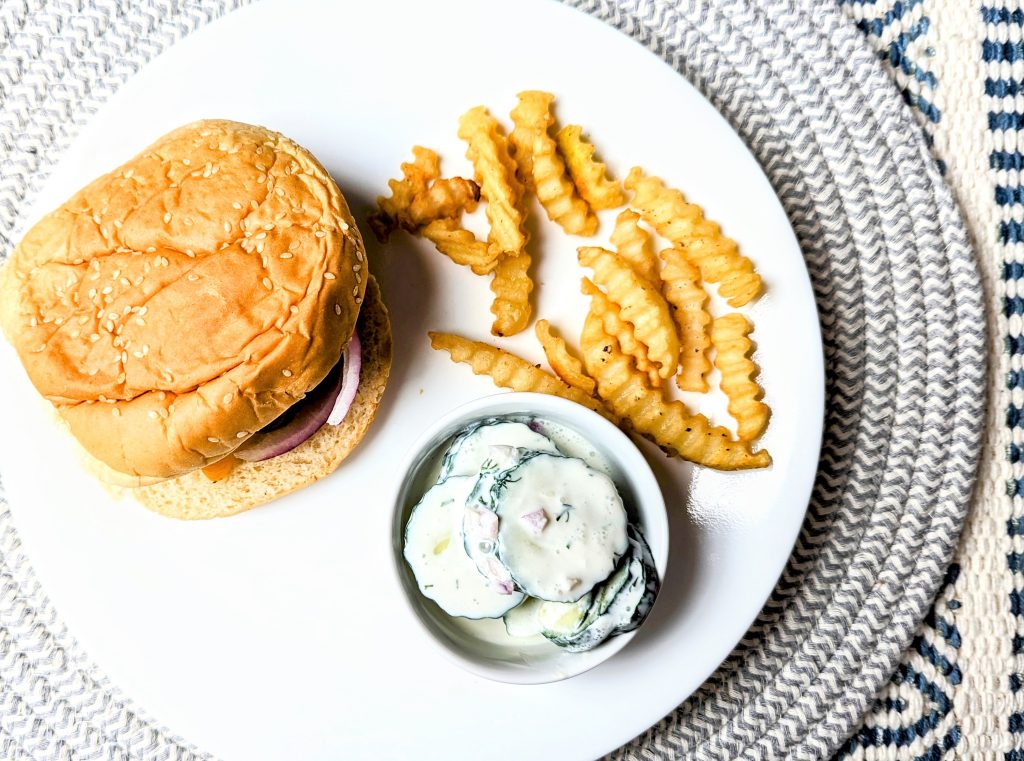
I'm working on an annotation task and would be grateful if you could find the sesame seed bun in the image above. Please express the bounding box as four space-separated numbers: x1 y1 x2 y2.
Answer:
0 119 372 481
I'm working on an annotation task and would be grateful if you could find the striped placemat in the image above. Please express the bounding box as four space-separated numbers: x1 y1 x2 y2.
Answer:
0 1 992 758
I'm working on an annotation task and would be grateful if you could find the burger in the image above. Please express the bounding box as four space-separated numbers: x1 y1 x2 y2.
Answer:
0 120 392 519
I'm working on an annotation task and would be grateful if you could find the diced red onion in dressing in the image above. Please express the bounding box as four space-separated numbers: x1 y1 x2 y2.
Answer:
327 333 361 426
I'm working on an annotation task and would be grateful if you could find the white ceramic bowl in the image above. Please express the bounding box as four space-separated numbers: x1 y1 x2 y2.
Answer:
390 392 669 685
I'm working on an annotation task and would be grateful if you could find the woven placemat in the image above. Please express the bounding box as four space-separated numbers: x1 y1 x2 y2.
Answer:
0 1 986 759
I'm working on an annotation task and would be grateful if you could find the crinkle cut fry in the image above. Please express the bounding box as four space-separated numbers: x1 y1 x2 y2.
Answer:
535 319 596 395
711 312 770 441
625 167 762 307
659 246 712 392
578 245 678 379
428 331 613 420
556 124 626 211
579 309 771 470
509 91 596 236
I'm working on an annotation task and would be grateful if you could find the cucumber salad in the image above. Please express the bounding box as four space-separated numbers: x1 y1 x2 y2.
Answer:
403 417 660 653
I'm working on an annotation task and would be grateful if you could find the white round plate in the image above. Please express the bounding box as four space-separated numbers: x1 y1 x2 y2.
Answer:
0 1 823 760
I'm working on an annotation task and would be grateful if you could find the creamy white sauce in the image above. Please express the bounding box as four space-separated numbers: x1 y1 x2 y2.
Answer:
492 453 628 603
442 421 558 478
403 476 524 619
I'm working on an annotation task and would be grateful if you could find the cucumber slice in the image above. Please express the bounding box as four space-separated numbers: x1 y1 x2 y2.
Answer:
403 476 524 619
503 598 544 638
552 525 661 652
439 419 559 480
503 594 594 640
491 453 628 602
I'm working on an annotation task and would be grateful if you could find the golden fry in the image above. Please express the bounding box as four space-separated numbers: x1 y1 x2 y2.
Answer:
421 219 499 275
711 313 770 441
659 247 711 392
428 332 612 420
578 246 678 379
610 210 659 284
625 167 761 307
368 146 480 241
580 311 771 470
581 278 660 387
556 125 626 210
489 251 533 337
510 92 597 236
408 177 480 225
509 91 555 190
535 320 596 396
457 106 528 257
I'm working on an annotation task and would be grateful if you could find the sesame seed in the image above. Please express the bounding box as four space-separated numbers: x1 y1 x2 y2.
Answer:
275 187 284 197
314 231 326 238
88 368 99 376
356 249 364 262
158 408 168 419
92 213 102 224
29 317 37 327
251 200 259 210
72 258 85 265
353 264 361 272
70 330 80 339
262 277 273 290
355 295 362 305
163 213 171 223
255 232 267 240
182 158 191 165
236 431 248 438
156 391 165 400
121 351 128 363
138 306 148 316
187 273 199 282
112 408 121 417
324 272 336 280
352 286 359 296
113 220 123 229
355 273 362 284
282 369 292 377
232 201 243 210
224 222 231 233
142 345 149 355
78 315 90 325
256 242 265 254
88 289 97 300
117 372 126 384
290 305 299 314
148 410 158 419
208 437 219 443
280 252 293 260
222 393 232 405
133 351 144 358
184 217 193 226
135 318 146 326
261 255 269 268
123 305 131 315
289 241 300 251
334 303 341 316
146 247 156 253
339 221 349 232
120 277 130 287
257 174 267 183
255 163 267 171
185 249 195 258
105 320 114 332
263 223 274 230
107 311 119 321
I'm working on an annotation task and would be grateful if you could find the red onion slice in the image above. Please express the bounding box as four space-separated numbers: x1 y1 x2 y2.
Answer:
327 332 361 426
235 359 344 462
